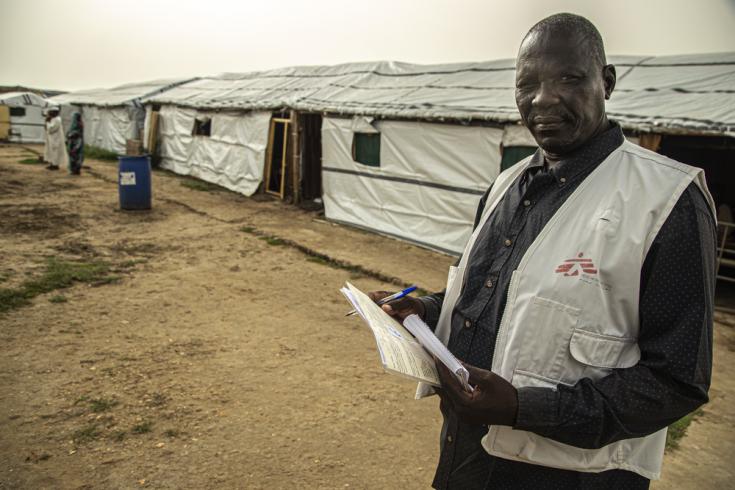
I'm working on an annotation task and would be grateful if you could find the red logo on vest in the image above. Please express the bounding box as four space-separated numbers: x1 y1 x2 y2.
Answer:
555 253 598 276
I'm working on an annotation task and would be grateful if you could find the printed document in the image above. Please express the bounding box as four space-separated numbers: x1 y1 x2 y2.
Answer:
341 282 472 391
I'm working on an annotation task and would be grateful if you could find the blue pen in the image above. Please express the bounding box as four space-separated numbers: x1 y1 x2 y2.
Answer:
346 285 418 316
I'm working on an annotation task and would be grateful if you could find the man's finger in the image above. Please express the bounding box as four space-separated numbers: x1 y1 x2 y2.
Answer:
368 291 393 303
463 363 493 386
437 361 471 402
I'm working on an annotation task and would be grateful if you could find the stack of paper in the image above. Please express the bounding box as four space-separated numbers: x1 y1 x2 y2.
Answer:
403 314 472 391
341 282 472 391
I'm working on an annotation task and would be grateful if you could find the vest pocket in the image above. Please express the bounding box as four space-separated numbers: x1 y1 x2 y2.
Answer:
569 329 639 370
509 296 580 382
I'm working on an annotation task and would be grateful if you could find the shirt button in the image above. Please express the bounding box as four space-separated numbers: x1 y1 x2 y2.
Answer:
504 238 512 247
447 435 453 443
560 177 567 184
464 319 472 329
485 279 493 288
523 200 531 207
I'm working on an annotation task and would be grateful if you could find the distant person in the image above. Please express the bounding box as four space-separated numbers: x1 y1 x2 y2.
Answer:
42 108 50 163
67 112 84 175
44 108 68 171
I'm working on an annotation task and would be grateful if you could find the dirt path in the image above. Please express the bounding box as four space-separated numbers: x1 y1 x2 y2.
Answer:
0 144 733 489
651 312 735 489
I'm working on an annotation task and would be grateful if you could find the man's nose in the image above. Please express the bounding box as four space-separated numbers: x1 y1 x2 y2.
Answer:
531 81 559 108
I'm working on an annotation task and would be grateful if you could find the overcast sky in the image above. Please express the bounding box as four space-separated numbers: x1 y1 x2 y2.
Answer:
2 0 734 91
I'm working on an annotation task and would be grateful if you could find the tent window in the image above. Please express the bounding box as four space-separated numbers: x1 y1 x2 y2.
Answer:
10 107 26 117
192 118 211 137
352 132 381 167
500 146 536 171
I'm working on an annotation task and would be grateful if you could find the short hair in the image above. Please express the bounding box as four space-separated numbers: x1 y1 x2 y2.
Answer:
523 13 607 67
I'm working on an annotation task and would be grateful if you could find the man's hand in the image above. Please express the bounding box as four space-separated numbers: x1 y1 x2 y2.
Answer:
367 291 425 321
435 361 518 427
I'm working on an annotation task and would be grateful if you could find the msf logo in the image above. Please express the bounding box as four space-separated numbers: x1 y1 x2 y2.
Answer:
555 253 598 276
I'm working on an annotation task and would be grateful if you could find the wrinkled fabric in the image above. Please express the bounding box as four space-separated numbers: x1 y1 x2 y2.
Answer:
67 112 84 174
45 116 69 168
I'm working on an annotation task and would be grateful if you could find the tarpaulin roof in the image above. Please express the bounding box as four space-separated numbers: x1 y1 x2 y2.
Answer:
0 91 49 107
50 78 197 108
146 53 735 136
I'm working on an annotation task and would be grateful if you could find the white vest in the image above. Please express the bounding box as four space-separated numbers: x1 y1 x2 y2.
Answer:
417 140 715 479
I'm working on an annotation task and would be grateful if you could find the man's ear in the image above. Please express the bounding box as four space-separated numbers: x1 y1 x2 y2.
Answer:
603 64 616 100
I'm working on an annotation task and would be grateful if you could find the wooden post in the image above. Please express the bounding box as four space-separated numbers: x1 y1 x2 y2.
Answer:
264 118 276 195
290 110 301 205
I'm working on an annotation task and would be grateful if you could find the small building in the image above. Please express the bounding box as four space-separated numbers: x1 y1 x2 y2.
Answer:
49 78 195 154
144 53 734 255
0 92 50 143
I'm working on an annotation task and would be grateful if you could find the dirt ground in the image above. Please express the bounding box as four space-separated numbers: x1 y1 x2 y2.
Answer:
0 144 733 489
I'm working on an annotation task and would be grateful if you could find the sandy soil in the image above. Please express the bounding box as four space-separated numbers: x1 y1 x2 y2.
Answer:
0 144 732 489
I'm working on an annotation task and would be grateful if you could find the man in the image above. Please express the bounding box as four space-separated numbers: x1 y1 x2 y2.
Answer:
371 13 716 489
44 107 68 171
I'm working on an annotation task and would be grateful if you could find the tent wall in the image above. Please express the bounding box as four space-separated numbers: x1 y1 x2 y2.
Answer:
0 93 48 143
321 117 503 255
81 105 143 154
155 105 271 196
7 104 45 143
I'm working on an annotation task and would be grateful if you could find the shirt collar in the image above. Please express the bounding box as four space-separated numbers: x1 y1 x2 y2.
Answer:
524 121 625 185
550 121 625 185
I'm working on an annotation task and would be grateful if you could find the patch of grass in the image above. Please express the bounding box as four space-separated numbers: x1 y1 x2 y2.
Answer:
89 397 118 413
241 224 424 295
84 144 118 161
259 236 286 246
74 395 90 405
111 430 126 442
0 257 112 314
18 157 42 164
49 294 68 303
131 421 153 434
91 275 122 287
72 424 100 444
306 256 334 267
163 429 180 438
180 178 221 192
120 259 147 269
666 408 703 451
0 272 11 284
147 393 167 407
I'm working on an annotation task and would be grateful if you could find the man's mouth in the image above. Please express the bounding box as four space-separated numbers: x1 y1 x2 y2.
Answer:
532 115 566 131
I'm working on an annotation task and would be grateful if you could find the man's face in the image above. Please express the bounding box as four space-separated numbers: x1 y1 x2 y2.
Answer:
515 31 614 156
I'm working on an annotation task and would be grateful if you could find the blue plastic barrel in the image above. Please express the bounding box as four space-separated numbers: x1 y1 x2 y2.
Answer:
118 155 152 210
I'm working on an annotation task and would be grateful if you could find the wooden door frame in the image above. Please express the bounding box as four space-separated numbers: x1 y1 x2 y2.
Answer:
264 117 290 198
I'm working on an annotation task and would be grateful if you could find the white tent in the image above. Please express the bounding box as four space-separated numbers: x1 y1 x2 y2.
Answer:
49 78 195 154
0 92 49 143
151 105 271 196
146 53 735 254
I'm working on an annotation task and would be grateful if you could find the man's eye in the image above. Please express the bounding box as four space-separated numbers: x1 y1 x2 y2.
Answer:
561 75 580 83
